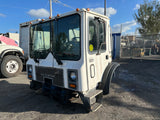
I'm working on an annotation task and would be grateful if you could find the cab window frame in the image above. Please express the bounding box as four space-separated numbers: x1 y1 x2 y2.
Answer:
88 17 106 54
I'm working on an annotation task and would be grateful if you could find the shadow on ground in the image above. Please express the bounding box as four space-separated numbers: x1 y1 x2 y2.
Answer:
0 80 86 114
103 59 160 117
0 59 160 117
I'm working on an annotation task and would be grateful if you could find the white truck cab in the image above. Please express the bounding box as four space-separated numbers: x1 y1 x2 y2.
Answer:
27 8 119 112
0 41 24 77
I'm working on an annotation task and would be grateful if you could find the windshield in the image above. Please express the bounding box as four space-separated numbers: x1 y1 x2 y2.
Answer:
30 14 81 61
53 14 81 60
30 22 51 59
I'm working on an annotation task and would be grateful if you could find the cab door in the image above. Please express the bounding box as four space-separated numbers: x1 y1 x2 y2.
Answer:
86 14 109 90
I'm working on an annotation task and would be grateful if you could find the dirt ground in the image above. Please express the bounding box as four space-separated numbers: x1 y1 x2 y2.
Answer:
0 59 160 120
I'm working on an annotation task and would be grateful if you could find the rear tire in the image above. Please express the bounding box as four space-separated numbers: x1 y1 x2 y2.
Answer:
1 55 23 78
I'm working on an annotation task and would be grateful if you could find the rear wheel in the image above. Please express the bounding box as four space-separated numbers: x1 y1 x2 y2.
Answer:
1 55 23 78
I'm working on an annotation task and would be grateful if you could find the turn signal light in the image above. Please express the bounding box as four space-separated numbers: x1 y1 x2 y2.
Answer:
28 75 32 78
69 84 76 88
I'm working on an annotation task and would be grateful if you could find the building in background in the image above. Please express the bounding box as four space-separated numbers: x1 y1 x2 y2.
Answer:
112 33 121 59
127 35 136 41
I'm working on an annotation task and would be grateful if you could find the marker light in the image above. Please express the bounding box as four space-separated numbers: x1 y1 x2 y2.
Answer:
69 84 76 88
42 19 45 21
22 50 24 55
86 8 90 11
57 14 60 17
37 19 41 21
49 16 52 19
28 75 32 78
76 8 80 11
29 22 32 24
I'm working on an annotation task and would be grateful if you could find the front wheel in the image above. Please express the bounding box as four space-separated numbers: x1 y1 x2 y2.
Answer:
1 55 23 78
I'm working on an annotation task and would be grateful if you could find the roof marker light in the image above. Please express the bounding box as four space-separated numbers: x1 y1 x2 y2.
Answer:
86 8 90 11
42 19 45 21
49 16 52 19
57 14 60 17
76 8 80 11
29 22 32 24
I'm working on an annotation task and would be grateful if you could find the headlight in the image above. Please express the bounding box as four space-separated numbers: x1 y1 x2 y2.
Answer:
70 72 77 80
68 70 78 89
27 65 33 79
28 66 32 73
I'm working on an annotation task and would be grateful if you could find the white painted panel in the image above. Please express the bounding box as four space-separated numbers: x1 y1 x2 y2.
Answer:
20 26 30 58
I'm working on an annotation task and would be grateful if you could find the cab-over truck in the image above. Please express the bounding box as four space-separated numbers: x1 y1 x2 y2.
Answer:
26 8 119 112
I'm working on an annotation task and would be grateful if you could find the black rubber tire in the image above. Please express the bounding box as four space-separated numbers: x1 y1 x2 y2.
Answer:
1 55 23 78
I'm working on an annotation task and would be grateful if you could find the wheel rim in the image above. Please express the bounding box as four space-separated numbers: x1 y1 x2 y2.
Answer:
6 60 19 73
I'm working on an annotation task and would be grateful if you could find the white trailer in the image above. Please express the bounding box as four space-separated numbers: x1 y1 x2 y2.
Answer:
26 8 119 112
19 19 41 62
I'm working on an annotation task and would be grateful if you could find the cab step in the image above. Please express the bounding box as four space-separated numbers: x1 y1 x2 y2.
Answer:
85 90 103 105
91 103 102 112
85 89 103 98
79 89 103 112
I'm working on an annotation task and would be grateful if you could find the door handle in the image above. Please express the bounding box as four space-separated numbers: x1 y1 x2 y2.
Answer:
106 55 109 59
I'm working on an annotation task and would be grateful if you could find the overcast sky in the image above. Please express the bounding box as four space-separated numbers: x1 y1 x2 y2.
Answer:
0 0 151 35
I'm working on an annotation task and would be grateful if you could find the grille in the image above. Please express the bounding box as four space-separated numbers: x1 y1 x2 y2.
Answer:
35 66 64 87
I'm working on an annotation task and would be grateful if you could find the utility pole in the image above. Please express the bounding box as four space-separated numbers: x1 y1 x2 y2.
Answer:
120 24 123 33
50 0 52 17
104 0 106 15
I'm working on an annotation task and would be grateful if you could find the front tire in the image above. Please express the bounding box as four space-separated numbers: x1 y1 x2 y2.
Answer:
1 55 23 78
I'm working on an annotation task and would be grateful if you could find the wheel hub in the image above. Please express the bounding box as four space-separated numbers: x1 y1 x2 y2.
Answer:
6 60 19 73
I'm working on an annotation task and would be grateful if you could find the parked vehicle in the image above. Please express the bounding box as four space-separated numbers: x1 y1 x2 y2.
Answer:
0 38 24 77
19 19 41 63
26 8 119 112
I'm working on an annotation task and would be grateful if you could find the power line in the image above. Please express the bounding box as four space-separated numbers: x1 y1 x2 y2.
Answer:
44 1 49 9
53 0 75 10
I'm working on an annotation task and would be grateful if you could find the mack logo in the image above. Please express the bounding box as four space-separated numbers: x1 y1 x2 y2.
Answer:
89 59 94 62
41 74 55 78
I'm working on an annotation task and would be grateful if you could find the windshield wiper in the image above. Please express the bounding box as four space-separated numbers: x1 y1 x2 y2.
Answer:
53 53 63 65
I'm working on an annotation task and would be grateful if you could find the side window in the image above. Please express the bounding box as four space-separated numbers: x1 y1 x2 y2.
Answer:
89 18 106 53
89 20 98 51
99 22 106 50
32 22 50 51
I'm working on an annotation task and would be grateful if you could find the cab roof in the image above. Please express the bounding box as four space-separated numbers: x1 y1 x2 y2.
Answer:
20 8 109 26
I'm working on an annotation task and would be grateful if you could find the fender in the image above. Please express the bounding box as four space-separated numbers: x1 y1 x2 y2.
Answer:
0 49 24 64
0 49 24 59
99 62 120 95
